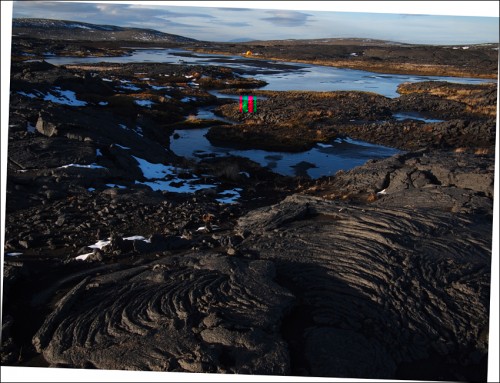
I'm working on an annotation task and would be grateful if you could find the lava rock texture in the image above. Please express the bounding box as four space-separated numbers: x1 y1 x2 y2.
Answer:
2 35 496 382
32 254 293 373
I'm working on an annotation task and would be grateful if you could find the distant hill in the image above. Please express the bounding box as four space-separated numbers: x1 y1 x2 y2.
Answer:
232 38 499 48
12 18 197 43
227 38 256 43
238 37 413 46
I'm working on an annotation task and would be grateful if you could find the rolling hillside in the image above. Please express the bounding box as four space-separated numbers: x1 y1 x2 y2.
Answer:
12 18 197 42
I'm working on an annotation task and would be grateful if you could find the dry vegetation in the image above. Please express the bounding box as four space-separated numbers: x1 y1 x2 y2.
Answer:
398 82 498 118
189 47 498 79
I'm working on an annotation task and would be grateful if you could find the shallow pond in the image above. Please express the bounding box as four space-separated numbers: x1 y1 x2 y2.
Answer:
45 48 489 178
45 48 492 98
170 128 399 179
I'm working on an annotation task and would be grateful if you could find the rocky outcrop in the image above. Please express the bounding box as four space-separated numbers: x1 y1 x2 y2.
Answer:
209 84 496 153
305 150 495 208
8 150 490 380
2 51 494 382
236 192 491 380
32 254 293 373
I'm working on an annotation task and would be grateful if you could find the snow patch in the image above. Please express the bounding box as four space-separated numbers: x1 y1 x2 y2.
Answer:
132 155 216 194
133 156 177 179
106 183 127 189
137 180 214 193
19 88 85 106
58 163 106 169
123 235 151 242
75 252 93 261
89 239 111 249
216 188 242 204
44 88 87 106
69 23 91 29
134 99 155 108
114 144 130 150
26 122 36 133
317 143 333 148
135 126 144 137
77 235 152 260
120 83 141 91
6 252 23 257
150 85 168 90
99 101 108 106
17 91 38 98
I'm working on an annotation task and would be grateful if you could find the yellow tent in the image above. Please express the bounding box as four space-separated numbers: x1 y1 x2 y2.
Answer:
245 50 252 56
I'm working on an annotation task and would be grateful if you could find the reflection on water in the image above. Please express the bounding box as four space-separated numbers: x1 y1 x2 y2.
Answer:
45 48 493 98
44 48 489 177
195 106 233 123
393 112 445 123
170 128 400 179
206 90 268 101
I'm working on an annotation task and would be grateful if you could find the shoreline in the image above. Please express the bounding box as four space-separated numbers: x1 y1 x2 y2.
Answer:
187 47 498 80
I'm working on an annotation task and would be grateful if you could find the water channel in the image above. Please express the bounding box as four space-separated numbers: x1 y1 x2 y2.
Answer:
46 48 492 178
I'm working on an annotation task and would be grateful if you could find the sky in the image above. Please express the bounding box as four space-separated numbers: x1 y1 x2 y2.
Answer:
11 1 500 45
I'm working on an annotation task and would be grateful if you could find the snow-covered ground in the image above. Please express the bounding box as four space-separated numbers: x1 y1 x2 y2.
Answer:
58 163 106 169
106 183 127 189
216 188 242 204
26 122 36 133
18 87 87 106
76 235 152 260
134 99 155 108
132 155 242 202
114 144 131 150
120 83 141 91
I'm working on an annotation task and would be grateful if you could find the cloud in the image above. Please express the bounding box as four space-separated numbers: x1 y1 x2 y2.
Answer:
11 2 499 44
216 7 253 12
397 13 431 18
213 21 252 27
261 10 312 27
128 5 216 19
128 19 204 30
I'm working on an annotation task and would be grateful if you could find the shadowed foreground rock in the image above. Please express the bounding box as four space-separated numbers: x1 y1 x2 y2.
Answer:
307 150 495 209
3 47 494 381
237 193 491 380
23 151 493 380
29 188 491 379
33 254 293 373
